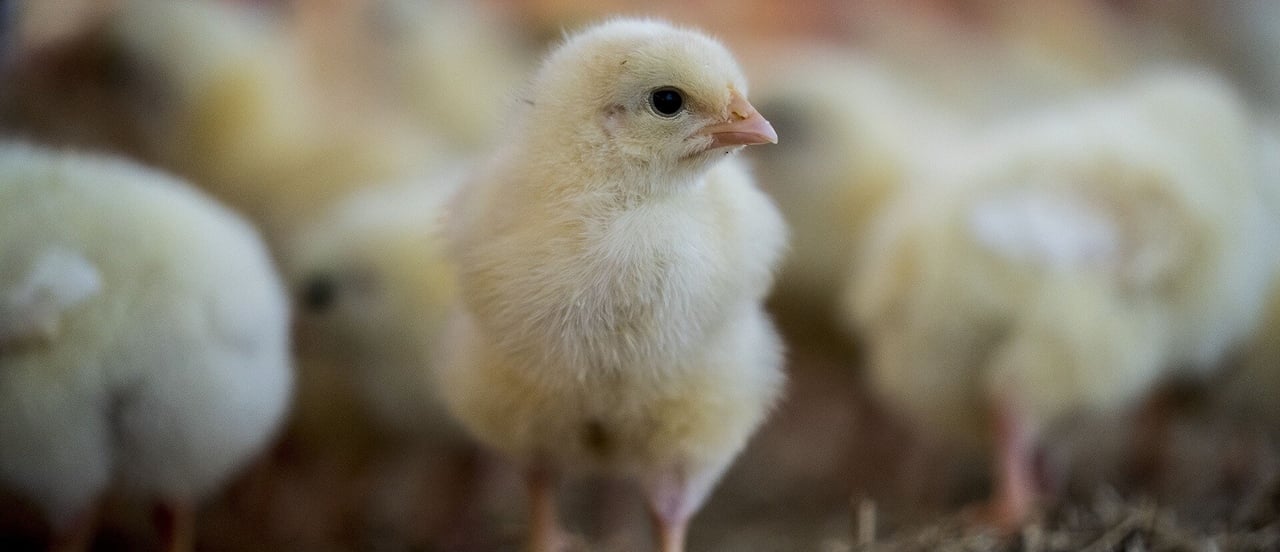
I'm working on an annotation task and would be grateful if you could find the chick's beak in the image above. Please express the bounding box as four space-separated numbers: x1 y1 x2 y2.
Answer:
700 90 778 150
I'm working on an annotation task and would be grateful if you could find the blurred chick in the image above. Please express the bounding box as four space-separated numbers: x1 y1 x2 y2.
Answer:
1214 126 1280 425
1120 0 1280 110
749 6 1181 319
442 19 787 552
751 50 960 315
0 142 293 551
284 170 478 546
843 70 1280 528
1217 282 1280 427
368 0 530 150
287 171 462 441
0 0 443 251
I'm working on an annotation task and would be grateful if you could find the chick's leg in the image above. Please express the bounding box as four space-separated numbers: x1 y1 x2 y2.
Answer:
526 466 567 552
983 396 1038 531
153 500 195 552
642 465 723 552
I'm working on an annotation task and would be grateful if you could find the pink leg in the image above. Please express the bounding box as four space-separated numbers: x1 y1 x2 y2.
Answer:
642 466 723 552
980 396 1038 531
154 500 195 552
525 466 567 552
650 512 687 552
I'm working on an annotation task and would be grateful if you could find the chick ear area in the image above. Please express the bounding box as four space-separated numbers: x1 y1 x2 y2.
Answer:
601 103 627 138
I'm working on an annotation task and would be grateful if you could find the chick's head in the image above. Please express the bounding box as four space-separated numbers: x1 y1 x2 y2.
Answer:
524 19 776 179
286 181 457 365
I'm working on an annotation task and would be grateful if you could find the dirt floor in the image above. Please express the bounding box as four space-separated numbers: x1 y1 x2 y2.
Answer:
2 299 1278 551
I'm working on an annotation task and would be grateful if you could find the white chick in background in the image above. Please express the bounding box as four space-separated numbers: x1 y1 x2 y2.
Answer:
1 0 310 179
1120 0 1280 110
283 170 478 546
369 0 530 150
0 143 293 551
747 7 1174 319
1214 125 1280 424
750 50 960 315
286 171 463 441
843 70 1279 529
0 0 444 251
104 0 446 248
1217 282 1280 426
442 19 787 552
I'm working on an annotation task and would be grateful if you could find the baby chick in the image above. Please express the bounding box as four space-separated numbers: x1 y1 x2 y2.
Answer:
1215 126 1280 424
369 0 530 150
750 50 960 315
843 70 1279 528
0 143 293 550
1121 0 1280 110
287 172 462 441
0 0 443 251
1217 281 1280 426
283 171 479 546
441 19 786 552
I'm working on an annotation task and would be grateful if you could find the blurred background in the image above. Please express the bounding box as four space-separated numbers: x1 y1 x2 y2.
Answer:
1 0 1279 550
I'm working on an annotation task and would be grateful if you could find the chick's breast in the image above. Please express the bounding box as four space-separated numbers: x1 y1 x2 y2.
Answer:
454 157 782 385
444 161 786 471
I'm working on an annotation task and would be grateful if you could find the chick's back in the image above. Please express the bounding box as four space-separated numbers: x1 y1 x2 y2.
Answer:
0 143 292 527
847 71 1276 439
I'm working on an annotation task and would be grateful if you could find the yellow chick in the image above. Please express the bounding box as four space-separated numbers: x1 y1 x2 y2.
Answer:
441 19 787 552
843 70 1280 529
0 142 293 551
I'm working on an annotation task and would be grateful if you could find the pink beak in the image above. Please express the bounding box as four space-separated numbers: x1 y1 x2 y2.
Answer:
700 90 778 150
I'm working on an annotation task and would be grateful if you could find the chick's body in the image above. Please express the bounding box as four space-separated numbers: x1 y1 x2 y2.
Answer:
846 71 1278 525
0 143 292 543
442 19 786 550
448 157 783 469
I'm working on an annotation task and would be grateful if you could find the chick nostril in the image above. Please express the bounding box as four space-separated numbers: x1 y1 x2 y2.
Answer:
301 275 337 312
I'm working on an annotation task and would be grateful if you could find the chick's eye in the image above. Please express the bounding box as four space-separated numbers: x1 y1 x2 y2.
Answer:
301 274 338 313
649 87 684 117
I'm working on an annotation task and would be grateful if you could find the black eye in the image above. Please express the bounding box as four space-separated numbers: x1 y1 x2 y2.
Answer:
649 87 684 117
301 274 338 313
